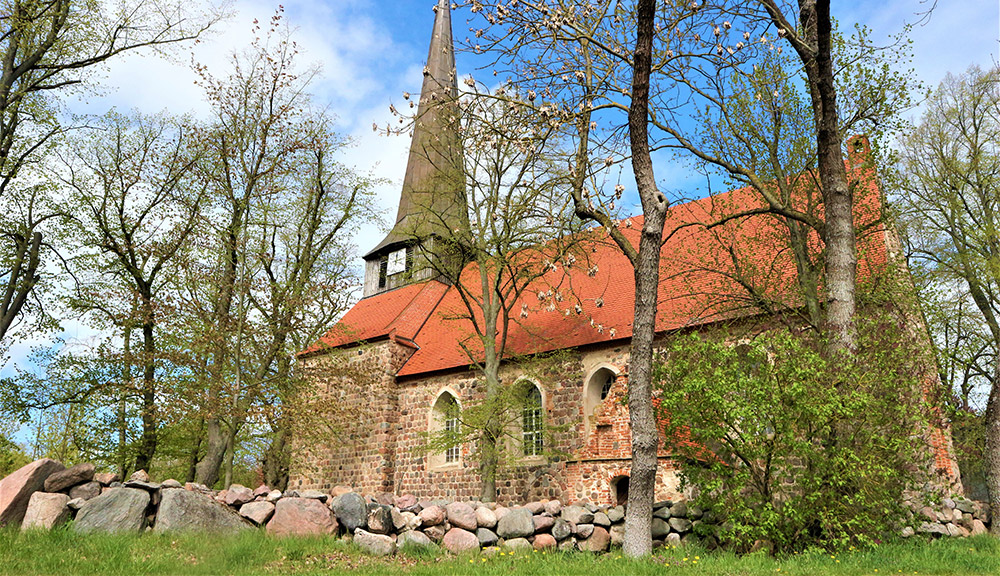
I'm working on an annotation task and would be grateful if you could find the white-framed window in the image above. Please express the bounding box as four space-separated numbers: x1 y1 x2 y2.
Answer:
429 390 462 469
522 385 543 457
443 396 460 463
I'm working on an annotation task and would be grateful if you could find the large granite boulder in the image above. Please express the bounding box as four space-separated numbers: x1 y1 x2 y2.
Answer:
266 497 337 536
552 518 572 540
446 502 477 531
442 527 480 553
155 489 251 532
222 484 254 507
398 530 435 549
533 514 555 532
562 505 594 525
43 463 95 493
239 501 276 525
367 503 393 534
497 507 534 539
475 506 497 528
73 487 149 533
68 481 102 501
476 527 499 547
21 492 70 530
331 492 368 532
354 528 395 556
579 526 610 552
0 459 65 527
668 517 693 533
418 504 446 526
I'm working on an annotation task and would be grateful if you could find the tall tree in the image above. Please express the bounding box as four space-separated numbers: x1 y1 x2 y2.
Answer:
58 111 207 471
897 65 1000 532
184 10 376 488
0 0 218 350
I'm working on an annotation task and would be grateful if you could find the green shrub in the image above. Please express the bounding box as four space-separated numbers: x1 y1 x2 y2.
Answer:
655 321 931 553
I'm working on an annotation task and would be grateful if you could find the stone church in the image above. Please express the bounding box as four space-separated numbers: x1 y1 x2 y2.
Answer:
288 1 961 505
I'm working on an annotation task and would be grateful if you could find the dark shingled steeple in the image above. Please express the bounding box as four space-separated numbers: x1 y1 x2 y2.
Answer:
366 0 469 258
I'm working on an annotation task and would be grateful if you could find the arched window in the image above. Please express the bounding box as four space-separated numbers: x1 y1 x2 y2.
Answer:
429 391 461 468
583 366 618 435
522 385 544 457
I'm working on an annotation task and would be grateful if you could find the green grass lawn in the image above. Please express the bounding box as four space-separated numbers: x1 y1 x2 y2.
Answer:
1 528 996 576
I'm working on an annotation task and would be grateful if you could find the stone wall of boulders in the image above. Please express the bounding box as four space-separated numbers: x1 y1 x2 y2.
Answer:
0 459 993 556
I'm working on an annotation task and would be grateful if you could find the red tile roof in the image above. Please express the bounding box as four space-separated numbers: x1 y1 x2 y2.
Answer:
304 163 890 378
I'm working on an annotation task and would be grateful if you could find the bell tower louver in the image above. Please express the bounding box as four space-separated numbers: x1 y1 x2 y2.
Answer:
363 0 469 297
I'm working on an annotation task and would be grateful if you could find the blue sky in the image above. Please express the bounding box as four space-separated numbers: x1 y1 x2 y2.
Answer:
5 0 999 376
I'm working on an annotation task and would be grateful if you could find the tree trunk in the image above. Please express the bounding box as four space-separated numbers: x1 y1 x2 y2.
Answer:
133 303 158 472
804 0 857 354
196 417 227 487
622 0 667 558
985 363 1000 534
186 416 205 483
478 426 499 502
262 425 290 491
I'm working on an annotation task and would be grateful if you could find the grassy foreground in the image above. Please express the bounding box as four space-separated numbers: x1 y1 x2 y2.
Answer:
1 528 997 576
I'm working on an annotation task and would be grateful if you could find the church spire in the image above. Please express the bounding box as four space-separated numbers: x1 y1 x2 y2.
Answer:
366 0 469 260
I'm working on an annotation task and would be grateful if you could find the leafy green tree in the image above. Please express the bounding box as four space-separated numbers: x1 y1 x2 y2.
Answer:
897 65 1000 531
0 0 218 352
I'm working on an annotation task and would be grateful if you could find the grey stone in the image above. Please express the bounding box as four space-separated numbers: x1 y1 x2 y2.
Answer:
669 517 693 533
557 537 577 552
972 519 988 535
575 523 594 538
446 501 477 531
367 503 393 534
156 488 251 532
552 518 572 540
161 479 182 489
73 487 149 533
561 504 594 525
543 500 562 516
129 470 149 482
653 507 671 520
669 501 688 518
666 533 681 546
475 506 497 528
398 530 435 549
354 528 396 556
423 524 446 542
124 480 161 492
266 490 282 503
68 481 101 501
955 499 975 514
391 507 407 531
21 492 70 530
503 537 532 551
533 514 554 532
223 484 254 507
578 526 610 552
609 524 625 546
44 463 95 493
946 523 964 537
418 504 446 526
400 510 421 531
688 505 703 520
653 500 673 510
497 507 534 539
299 489 328 502
332 492 368 532
917 522 949 536
0 459 65 527
607 506 624 523
67 497 86 510
266 497 337 536
651 517 670 538
476 527 499 547
443 527 480 553
396 530 434 549
240 501 276 525
524 501 545 514
942 498 956 510
593 511 611 527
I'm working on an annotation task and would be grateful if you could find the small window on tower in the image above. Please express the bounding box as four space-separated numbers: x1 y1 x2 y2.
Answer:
387 248 407 276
